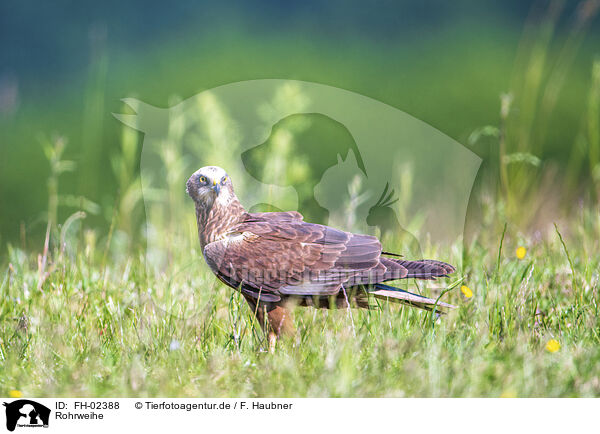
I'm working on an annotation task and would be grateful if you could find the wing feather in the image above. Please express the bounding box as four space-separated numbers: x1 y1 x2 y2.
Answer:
202 213 454 304
203 219 382 301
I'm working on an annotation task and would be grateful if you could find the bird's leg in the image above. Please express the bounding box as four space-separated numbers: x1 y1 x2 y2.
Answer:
266 303 295 336
242 294 295 351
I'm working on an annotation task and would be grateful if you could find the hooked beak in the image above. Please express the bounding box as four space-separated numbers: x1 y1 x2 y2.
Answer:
212 179 220 195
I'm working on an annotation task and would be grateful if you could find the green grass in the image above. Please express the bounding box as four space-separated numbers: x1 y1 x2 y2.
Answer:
3 8 600 396
1 215 599 398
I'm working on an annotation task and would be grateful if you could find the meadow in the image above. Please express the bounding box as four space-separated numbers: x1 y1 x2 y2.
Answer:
2 103 600 397
1 201 599 397
1 1 600 398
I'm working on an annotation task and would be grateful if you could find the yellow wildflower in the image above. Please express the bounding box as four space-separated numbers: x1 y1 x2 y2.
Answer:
516 246 526 260
9 390 23 398
460 285 473 298
500 390 517 398
546 339 560 353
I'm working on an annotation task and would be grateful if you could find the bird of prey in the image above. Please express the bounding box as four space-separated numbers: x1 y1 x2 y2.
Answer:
186 166 456 343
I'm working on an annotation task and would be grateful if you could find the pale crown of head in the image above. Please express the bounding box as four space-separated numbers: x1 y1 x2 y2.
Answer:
186 166 235 208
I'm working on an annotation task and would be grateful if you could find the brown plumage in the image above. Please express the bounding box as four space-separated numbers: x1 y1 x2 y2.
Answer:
187 166 456 343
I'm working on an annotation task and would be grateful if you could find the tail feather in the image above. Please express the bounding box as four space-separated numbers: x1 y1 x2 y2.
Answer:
395 259 455 280
370 283 456 311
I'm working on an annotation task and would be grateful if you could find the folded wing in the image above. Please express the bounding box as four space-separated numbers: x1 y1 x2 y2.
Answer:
203 211 454 308
203 212 400 302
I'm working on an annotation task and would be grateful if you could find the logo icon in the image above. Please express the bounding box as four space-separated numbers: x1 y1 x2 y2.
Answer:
115 80 481 267
3 400 50 432
115 79 481 316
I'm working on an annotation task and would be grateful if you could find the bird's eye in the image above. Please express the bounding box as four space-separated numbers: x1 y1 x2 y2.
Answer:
221 176 227 185
199 176 207 184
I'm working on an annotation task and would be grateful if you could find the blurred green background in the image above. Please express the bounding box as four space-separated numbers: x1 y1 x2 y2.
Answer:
1 0 599 249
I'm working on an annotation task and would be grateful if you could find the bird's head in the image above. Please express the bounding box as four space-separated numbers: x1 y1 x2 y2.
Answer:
186 166 235 209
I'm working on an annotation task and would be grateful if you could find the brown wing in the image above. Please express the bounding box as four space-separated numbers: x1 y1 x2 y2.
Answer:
202 218 401 302
244 211 304 222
